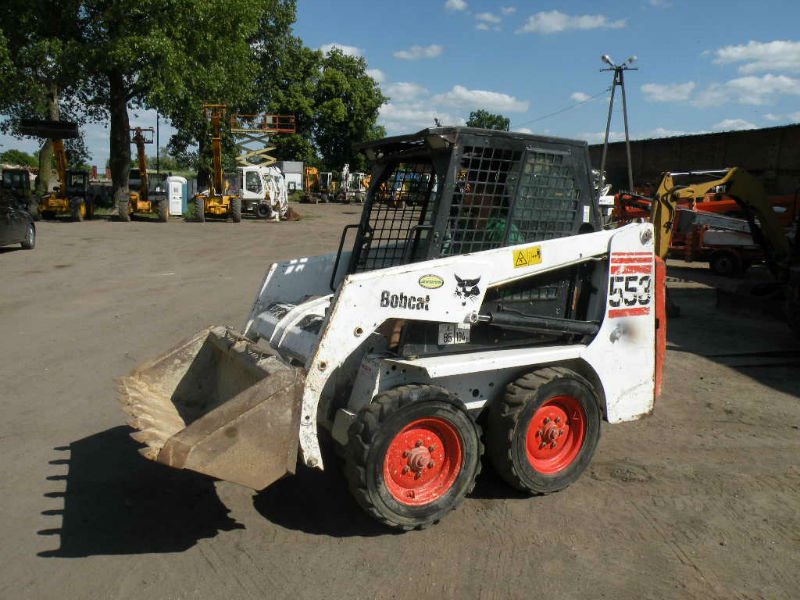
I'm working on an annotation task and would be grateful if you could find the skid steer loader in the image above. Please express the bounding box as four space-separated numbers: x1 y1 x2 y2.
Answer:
120 127 665 530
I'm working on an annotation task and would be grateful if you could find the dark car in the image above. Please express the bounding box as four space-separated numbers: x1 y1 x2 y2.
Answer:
0 199 35 250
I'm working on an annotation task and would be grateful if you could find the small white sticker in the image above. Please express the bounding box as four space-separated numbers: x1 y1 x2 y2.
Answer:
583 205 591 222
438 323 471 345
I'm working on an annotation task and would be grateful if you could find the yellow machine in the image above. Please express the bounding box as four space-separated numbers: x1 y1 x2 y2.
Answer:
650 168 791 273
193 104 241 223
19 119 91 221
119 127 168 222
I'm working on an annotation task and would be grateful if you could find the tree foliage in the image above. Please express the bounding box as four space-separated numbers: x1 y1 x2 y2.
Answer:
466 109 510 131
0 149 39 167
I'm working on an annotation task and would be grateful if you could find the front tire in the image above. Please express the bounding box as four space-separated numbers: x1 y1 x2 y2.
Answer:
709 250 742 277
21 223 35 249
487 367 601 494
345 385 482 530
231 197 242 223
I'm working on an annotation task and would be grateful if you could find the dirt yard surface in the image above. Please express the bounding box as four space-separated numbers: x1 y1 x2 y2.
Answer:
1 206 798 600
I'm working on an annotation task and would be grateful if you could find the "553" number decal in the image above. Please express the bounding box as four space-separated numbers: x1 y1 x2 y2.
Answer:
607 252 653 318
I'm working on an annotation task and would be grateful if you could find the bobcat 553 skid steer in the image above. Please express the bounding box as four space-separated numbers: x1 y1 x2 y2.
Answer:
120 127 665 529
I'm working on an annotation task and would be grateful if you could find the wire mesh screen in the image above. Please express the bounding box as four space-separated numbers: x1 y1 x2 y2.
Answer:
354 161 436 272
441 146 523 256
511 149 581 241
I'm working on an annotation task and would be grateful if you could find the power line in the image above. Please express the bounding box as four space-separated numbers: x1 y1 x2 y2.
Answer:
514 87 610 129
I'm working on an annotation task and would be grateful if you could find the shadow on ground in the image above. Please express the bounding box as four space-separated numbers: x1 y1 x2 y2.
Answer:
667 281 800 399
38 426 242 557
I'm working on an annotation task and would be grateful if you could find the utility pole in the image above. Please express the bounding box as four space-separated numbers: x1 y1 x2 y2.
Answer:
599 54 637 192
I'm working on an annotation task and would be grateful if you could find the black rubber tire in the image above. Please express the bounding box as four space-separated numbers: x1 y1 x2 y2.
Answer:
344 384 483 530
21 223 35 250
70 198 83 222
118 199 131 222
320 193 329 204
158 199 168 222
487 367 601 495
194 196 205 222
709 250 742 277
231 197 242 223
256 203 272 219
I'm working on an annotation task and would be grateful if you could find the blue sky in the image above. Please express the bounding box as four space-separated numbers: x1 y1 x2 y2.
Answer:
3 0 799 168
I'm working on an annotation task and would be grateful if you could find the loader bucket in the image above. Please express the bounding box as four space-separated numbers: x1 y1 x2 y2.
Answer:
118 326 304 490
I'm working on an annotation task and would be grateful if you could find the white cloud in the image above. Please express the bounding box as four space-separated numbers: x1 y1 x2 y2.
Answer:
366 68 385 83
711 119 757 131
320 43 362 57
517 10 626 34
790 112 800 121
445 0 468 11
394 44 444 60
501 6 516 15
712 40 800 74
476 12 501 24
570 92 591 102
476 23 490 31
648 0 671 7
764 113 782 122
385 82 429 102
694 74 800 107
433 85 529 112
640 81 696 102
515 127 533 134
379 102 464 134
581 130 626 144
646 127 691 138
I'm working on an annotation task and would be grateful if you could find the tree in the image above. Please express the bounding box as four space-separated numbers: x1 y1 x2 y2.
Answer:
312 49 386 170
466 109 510 131
75 0 276 210
0 149 39 167
0 0 91 193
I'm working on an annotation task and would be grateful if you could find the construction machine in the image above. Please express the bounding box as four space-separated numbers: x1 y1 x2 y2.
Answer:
119 127 666 530
239 165 289 220
318 171 338 202
120 127 169 222
231 112 294 219
302 166 320 203
19 119 91 221
193 105 241 223
337 164 369 203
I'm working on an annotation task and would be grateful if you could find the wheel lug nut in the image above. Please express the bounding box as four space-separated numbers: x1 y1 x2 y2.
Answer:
539 443 546 449
402 466 409 474
402 451 409 457
543 417 551 424
428 461 434 469
551 442 557 449
415 440 422 447
414 471 422 479
428 446 435 453
555 417 561 424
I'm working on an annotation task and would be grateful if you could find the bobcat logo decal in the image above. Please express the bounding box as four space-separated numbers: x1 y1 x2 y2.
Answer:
454 275 481 306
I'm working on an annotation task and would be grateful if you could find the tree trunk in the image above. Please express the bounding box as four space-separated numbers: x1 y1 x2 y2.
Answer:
108 70 131 211
35 85 61 195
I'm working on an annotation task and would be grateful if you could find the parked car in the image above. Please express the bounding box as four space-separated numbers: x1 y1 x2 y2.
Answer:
0 199 35 250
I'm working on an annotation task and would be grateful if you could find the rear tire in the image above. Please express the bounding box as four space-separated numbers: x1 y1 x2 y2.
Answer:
21 223 35 250
344 384 482 530
487 367 601 494
194 196 205 222
231 197 242 223
709 250 742 277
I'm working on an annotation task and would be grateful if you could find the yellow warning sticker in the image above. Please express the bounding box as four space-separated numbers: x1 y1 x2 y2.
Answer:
512 245 542 269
